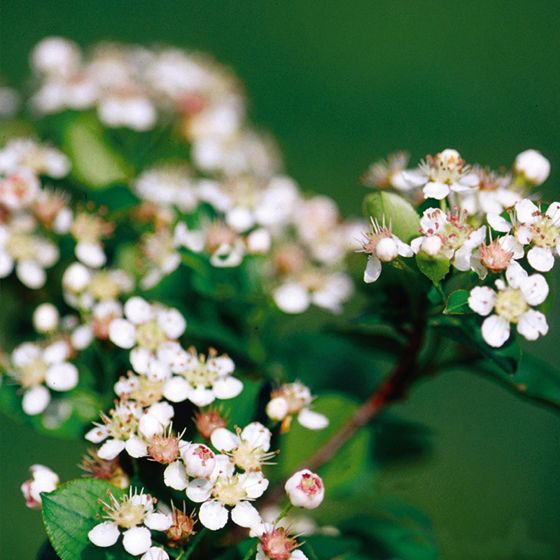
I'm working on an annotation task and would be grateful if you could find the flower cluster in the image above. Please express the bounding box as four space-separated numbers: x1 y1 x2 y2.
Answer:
361 147 556 347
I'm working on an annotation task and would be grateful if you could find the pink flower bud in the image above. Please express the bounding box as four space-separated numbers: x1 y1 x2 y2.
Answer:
284 469 324 509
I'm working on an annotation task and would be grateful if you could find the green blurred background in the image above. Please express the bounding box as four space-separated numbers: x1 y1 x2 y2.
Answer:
1 1 560 558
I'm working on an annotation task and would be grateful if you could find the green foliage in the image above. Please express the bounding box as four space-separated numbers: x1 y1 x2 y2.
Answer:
363 192 420 243
63 115 130 188
443 289 470 315
42 479 130 560
415 253 450 286
279 393 375 494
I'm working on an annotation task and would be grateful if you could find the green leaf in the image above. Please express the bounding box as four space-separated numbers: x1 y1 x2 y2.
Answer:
42 479 130 560
478 353 560 409
431 315 521 374
443 289 470 314
415 253 450 285
279 393 375 494
64 115 129 188
363 192 420 243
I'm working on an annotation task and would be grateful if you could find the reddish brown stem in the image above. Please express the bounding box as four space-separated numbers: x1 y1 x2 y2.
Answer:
263 323 424 506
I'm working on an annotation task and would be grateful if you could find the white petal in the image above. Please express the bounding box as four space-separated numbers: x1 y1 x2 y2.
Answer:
481 315 510 348
241 422 271 451
144 512 172 531
298 409 329 430
125 436 148 458
85 426 108 443
273 283 310 314
211 428 239 452
108 319 136 349
363 256 382 284
125 297 153 324
141 547 169 560
520 273 549 306
468 287 495 316
0 251 14 277
157 308 186 339
163 376 191 403
423 181 449 200
396 239 413 257
517 310 548 341
231 501 261 529
17 260 46 289
242 472 269 499
45 363 78 392
527 246 554 272
76 241 106 268
130 347 151 374
122 526 152 556
186 478 213 503
291 551 309 560
505 261 528 288
266 396 289 421
164 461 188 490
22 385 50 415
98 439 126 460
88 522 119 548
487 213 512 233
188 386 215 407
199 501 229 531
212 376 243 400
515 199 540 224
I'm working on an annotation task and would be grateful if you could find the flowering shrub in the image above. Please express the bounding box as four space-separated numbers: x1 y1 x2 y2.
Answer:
2 37 560 560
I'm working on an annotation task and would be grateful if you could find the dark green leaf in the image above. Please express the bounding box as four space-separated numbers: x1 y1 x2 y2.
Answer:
444 289 470 315
415 253 450 285
42 478 130 560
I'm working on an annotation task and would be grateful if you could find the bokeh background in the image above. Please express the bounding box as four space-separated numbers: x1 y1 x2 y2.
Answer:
1 1 560 558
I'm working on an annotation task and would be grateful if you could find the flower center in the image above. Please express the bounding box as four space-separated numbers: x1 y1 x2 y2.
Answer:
136 321 167 352
212 475 247 506
19 357 48 387
297 472 323 496
90 272 121 300
231 441 268 472
261 528 298 560
530 216 559 248
495 287 528 323
183 360 218 388
148 435 180 464
113 501 147 529
6 232 36 260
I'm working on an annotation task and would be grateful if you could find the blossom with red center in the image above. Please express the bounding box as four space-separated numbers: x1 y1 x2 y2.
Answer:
284 469 324 509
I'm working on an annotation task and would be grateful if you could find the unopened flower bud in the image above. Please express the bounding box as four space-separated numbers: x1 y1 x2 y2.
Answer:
266 396 289 422
166 504 196 548
515 149 550 185
33 303 59 333
375 237 398 262
421 236 442 257
194 408 227 439
284 469 324 509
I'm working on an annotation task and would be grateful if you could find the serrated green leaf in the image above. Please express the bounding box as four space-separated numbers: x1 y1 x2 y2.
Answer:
363 192 420 243
279 394 375 494
42 479 130 560
64 116 129 188
444 289 470 314
415 253 450 285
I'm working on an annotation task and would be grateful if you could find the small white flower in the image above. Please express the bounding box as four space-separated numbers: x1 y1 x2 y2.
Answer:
21 464 59 508
98 93 156 131
162 348 242 407
514 149 550 185
31 37 81 78
265 382 328 431
88 489 172 556
359 218 413 283
141 548 169 560
284 469 324 510
468 262 549 347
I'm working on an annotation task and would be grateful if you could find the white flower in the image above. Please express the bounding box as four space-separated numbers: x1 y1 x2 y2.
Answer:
0 169 40 210
31 37 81 78
98 93 157 131
88 489 172 556
163 348 242 407
85 401 146 460
186 456 268 531
468 262 549 347
211 422 275 472
514 149 550 185
266 382 328 431
21 464 59 508
0 138 70 178
109 297 186 375
141 548 169 560
406 149 479 200
10 340 77 415
359 218 413 283
284 469 324 510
